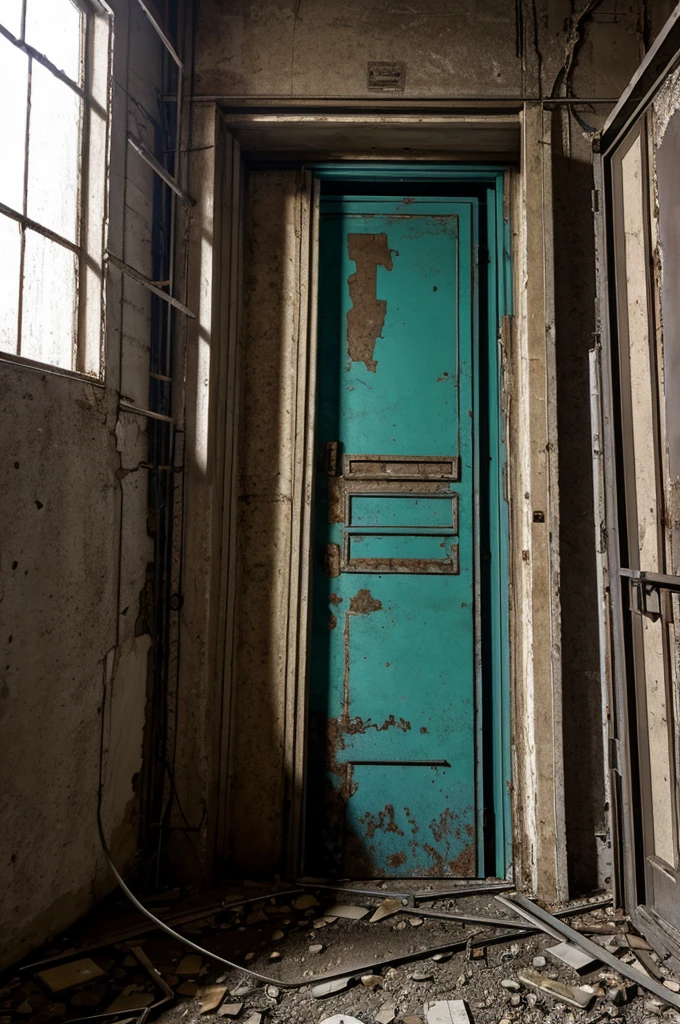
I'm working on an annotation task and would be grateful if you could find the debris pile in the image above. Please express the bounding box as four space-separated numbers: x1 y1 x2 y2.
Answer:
2 882 680 1024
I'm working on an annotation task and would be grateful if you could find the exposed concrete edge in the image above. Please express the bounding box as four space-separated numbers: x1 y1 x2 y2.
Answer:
510 105 568 901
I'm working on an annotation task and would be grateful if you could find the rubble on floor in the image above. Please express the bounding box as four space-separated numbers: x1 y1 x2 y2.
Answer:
2 882 680 1024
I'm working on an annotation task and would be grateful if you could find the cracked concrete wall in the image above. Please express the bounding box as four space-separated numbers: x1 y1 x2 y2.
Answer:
0 0 164 968
184 0 677 895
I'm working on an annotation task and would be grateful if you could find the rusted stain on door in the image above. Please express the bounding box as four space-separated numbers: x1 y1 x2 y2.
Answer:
346 233 393 372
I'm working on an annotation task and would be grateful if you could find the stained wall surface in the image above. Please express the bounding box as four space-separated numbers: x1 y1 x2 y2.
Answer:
0 0 166 968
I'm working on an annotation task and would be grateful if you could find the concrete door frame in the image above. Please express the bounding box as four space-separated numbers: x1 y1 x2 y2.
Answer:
179 102 568 901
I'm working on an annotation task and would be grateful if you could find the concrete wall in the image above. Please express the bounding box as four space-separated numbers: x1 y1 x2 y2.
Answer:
0 0 165 968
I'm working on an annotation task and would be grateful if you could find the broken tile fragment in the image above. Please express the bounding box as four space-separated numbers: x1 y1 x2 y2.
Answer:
197 985 228 1012
665 980 680 992
517 968 594 1009
177 983 198 997
323 904 369 920
105 993 154 1013
369 899 403 924
426 1001 472 1024
216 1002 243 1018
37 960 106 994
293 894 320 911
548 940 600 974
176 955 203 976
242 1014 262 1024
311 976 353 998
375 1004 396 1024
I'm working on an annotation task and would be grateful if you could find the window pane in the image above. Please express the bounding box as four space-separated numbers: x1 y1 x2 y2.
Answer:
21 230 76 370
25 0 82 83
0 0 23 38
26 62 81 243
0 215 21 354
0 35 29 213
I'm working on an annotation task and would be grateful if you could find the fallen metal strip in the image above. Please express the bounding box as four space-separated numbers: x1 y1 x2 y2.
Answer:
495 895 565 941
127 133 193 204
295 879 415 906
106 252 195 318
20 889 305 969
402 906 533 931
501 893 680 1010
413 881 514 903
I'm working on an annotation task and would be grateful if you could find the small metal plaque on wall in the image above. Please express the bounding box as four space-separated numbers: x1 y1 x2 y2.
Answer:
367 61 405 92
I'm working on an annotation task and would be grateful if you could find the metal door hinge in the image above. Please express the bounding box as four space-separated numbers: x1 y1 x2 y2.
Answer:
592 189 600 213
325 440 341 476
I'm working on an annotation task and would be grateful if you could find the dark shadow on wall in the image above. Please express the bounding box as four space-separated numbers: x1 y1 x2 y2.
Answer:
551 118 606 896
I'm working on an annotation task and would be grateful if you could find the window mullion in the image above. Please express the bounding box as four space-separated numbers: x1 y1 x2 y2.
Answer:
16 52 32 357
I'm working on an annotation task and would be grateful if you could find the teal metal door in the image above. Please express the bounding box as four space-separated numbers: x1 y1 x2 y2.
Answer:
307 195 483 877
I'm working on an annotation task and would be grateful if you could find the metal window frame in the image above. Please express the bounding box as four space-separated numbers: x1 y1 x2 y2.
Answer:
0 0 114 377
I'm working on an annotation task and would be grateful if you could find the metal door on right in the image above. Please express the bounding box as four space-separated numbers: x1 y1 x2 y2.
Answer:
595 19 680 948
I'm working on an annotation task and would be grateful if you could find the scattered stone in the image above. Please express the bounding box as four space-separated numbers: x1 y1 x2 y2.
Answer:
370 899 403 924
242 1014 262 1024
501 980 520 991
361 975 383 989
324 904 369 920
375 1003 396 1023
431 953 452 963
311 976 353 998
313 919 328 929
426 1000 472 1024
16 1002 32 1015
533 955 547 968
411 969 434 982
395 920 407 931
197 985 228 1012
510 994 522 1007
265 985 280 1000
269 951 281 961
293 894 320 911
408 917 424 927
244 953 256 962
246 910 267 925
664 980 680 992
271 929 284 940
231 984 253 999
216 1002 244 1018
309 944 324 954
548 941 601 974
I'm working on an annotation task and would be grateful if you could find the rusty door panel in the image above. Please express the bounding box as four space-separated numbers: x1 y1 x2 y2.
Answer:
306 196 477 877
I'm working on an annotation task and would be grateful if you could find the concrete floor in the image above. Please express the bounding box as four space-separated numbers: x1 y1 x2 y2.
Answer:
2 883 680 1024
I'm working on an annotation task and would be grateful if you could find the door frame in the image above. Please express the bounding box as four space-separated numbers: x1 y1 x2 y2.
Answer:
181 105 568 900
302 167 512 879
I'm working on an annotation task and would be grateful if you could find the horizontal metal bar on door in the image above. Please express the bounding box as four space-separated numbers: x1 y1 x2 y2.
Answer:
620 567 680 592
127 133 193 204
135 0 183 68
344 527 456 536
345 759 451 767
105 252 195 318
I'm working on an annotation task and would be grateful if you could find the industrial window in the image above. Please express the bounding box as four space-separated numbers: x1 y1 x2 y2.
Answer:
0 0 111 377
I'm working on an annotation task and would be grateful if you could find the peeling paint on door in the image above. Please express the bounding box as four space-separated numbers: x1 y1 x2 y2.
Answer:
346 233 393 372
